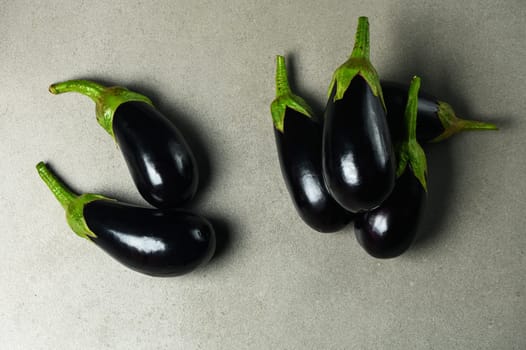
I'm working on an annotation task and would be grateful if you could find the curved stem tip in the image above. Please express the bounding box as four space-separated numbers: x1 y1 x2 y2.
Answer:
36 162 77 210
49 80 105 104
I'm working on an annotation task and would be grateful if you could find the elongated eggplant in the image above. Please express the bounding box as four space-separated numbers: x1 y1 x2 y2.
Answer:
383 81 497 142
354 76 426 258
49 80 198 209
36 162 215 276
270 56 353 232
323 16 395 213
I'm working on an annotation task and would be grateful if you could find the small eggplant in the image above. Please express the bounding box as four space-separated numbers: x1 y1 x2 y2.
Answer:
382 81 498 143
323 17 396 213
270 56 353 232
36 162 215 276
49 80 198 209
354 76 426 258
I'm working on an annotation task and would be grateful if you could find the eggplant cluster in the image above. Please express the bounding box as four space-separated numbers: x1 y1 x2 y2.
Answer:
270 17 497 258
39 81 215 276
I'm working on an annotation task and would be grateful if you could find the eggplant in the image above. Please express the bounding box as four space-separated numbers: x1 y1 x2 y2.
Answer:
270 56 353 232
323 16 396 213
36 162 215 276
354 76 427 258
49 80 198 209
382 81 498 143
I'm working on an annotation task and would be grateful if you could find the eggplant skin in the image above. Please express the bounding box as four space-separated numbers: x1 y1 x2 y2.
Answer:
354 171 425 259
113 101 198 209
382 81 444 143
275 108 353 232
84 200 215 276
323 76 396 213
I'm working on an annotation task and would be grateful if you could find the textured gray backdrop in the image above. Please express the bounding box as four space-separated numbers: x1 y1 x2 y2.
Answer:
1 1 525 349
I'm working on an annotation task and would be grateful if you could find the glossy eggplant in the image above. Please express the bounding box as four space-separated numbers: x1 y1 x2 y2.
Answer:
36 162 215 276
270 56 353 232
49 80 198 209
323 17 395 213
354 76 427 258
383 81 498 143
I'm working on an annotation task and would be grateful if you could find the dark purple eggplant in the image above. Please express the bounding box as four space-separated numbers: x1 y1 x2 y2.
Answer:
49 80 198 209
354 76 426 258
323 16 396 213
36 162 215 276
270 56 353 232
383 81 497 143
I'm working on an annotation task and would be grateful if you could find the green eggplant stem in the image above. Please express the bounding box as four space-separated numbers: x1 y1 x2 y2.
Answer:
275 55 291 97
270 55 313 133
49 80 105 104
48 79 153 140
36 162 77 210
36 161 108 239
432 102 499 142
396 76 428 192
328 16 385 109
350 16 370 60
405 76 421 142
458 119 498 131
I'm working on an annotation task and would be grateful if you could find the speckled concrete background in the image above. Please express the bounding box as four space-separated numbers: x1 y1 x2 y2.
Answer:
1 1 525 349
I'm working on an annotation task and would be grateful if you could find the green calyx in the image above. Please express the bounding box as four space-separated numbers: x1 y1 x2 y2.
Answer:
431 101 498 142
327 16 386 111
64 193 108 240
396 76 428 192
36 162 111 240
49 80 153 141
270 55 314 133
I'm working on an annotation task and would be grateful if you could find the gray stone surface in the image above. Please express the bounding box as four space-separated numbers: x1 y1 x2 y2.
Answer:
1 1 525 349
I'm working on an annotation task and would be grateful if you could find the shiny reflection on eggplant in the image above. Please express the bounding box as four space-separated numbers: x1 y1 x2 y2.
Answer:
300 172 324 204
169 142 185 171
371 214 388 236
191 228 207 242
113 230 166 254
144 156 163 186
341 154 359 184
